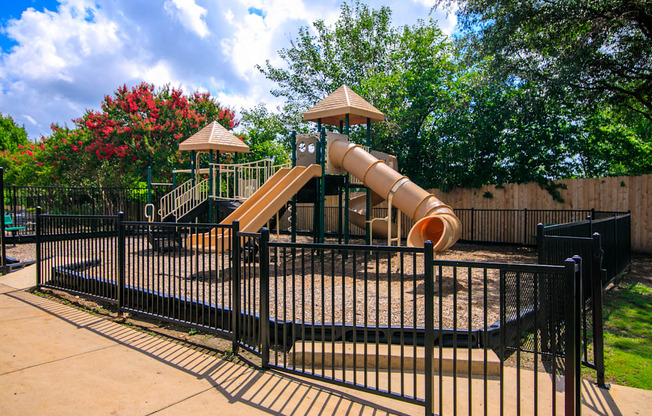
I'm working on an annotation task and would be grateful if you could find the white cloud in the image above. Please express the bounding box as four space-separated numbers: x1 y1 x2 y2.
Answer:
0 0 456 139
163 0 210 38
1 3 120 82
22 114 36 125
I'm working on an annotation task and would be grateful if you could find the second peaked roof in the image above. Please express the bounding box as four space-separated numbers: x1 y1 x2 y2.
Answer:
178 121 250 153
303 85 384 126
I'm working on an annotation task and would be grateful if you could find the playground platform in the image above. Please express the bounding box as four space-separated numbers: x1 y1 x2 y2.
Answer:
1 266 650 416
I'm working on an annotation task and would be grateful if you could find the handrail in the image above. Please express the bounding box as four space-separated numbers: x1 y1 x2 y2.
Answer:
159 179 194 220
210 159 291 201
170 179 209 221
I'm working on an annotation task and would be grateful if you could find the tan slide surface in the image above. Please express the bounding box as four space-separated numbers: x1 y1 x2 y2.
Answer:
188 164 322 251
328 136 461 251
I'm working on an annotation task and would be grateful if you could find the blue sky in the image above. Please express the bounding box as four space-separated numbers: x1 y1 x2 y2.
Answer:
0 0 456 139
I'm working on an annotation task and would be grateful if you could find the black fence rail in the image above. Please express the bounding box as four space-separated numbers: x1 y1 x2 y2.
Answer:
35 212 587 415
280 205 628 247
37 213 120 302
120 220 237 337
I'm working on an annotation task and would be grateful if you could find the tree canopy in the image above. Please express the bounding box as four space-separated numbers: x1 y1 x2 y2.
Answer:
0 83 238 187
442 0 652 121
0 113 29 152
258 0 651 191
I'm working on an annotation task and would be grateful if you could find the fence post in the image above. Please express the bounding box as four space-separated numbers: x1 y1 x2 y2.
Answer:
35 207 41 286
260 228 270 368
231 220 241 353
565 257 581 416
537 223 545 264
11 184 17 223
470 207 475 242
117 212 125 314
0 168 5 274
523 208 528 245
423 240 435 416
591 233 609 389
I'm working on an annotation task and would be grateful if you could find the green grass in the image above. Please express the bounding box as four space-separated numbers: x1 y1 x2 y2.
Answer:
598 281 652 389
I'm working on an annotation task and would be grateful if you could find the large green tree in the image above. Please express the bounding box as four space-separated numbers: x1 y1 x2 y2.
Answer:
257 0 650 191
238 104 291 164
258 1 459 185
440 0 652 121
0 113 29 151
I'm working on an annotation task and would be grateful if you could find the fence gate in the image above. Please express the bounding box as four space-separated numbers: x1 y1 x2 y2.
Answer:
36 212 585 415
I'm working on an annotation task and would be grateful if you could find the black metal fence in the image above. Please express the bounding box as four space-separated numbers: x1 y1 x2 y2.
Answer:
282 205 628 247
539 214 631 290
537 213 631 389
3 183 170 238
36 212 585 415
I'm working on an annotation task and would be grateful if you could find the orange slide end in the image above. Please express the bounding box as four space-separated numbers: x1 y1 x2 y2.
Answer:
407 212 461 251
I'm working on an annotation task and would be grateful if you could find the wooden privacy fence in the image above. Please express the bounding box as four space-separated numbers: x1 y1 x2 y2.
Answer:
426 174 650 253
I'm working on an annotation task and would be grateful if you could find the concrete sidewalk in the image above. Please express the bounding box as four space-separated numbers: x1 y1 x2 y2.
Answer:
1 266 650 415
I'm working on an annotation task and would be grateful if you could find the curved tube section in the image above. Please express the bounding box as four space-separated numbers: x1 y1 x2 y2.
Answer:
329 138 461 251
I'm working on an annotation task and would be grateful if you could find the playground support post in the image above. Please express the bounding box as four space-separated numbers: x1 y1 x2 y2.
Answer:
344 173 350 246
365 118 371 245
235 152 239 199
319 128 326 244
209 150 214 223
147 166 152 205
190 150 196 186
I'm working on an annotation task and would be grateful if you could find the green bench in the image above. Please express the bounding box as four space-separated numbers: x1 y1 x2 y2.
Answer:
4 214 26 243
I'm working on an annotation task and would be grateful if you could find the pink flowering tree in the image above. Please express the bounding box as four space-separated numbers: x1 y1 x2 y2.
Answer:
1 83 238 188
65 83 238 187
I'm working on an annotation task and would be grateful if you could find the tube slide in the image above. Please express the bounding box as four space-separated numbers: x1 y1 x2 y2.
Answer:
187 164 322 252
329 138 461 251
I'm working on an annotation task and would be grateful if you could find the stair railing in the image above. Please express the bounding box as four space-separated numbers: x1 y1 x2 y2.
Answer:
171 179 209 221
158 179 194 220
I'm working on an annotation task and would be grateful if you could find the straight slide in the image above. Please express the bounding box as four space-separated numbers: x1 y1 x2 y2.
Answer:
187 164 322 252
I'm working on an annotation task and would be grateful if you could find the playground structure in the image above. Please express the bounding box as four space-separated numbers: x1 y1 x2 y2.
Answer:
155 85 461 253
23 87 621 415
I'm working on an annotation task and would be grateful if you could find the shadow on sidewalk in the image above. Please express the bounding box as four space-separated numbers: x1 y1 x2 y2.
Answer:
4 288 417 416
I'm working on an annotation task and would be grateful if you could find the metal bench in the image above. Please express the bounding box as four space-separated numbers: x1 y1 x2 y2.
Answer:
4 214 26 244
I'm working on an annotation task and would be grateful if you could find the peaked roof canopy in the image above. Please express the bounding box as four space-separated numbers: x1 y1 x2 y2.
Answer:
178 121 250 153
303 85 384 126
